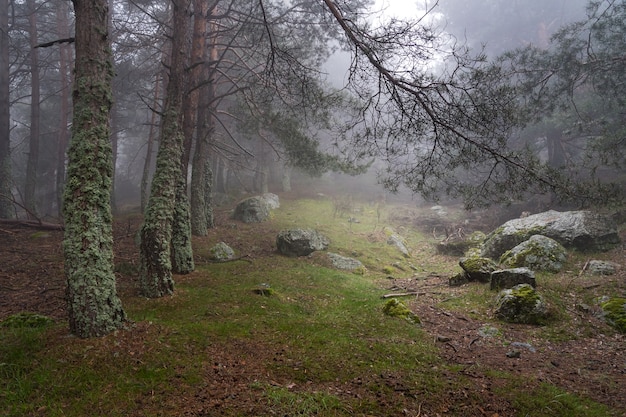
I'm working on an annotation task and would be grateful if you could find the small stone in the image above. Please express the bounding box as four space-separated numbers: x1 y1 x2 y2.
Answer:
506 350 521 358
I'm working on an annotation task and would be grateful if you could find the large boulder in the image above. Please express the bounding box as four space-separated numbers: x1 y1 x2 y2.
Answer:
459 256 498 283
500 235 567 273
233 196 271 223
490 267 536 291
261 193 280 209
482 210 620 259
494 284 549 325
276 229 329 257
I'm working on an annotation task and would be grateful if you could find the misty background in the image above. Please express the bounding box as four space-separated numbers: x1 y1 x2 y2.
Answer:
3 0 619 221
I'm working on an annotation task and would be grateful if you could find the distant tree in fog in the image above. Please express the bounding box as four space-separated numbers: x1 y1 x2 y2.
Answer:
0 0 11 218
322 0 620 208
490 0 626 205
435 0 588 56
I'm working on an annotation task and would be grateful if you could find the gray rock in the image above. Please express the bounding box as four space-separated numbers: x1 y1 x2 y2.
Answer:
586 260 621 276
500 235 567 273
490 267 536 291
209 242 235 261
477 325 501 338
327 252 365 271
233 196 271 223
385 228 410 258
261 193 280 209
494 284 549 325
482 210 620 259
276 229 329 257
459 256 498 283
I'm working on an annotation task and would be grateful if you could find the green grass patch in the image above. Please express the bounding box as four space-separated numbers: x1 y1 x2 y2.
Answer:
1 197 623 416
507 381 615 417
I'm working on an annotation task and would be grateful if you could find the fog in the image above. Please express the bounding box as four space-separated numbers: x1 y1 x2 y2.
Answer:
2 0 617 221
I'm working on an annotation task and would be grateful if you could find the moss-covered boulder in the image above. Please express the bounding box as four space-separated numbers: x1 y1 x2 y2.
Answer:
600 297 626 333
482 210 620 259
494 284 549 325
500 235 567 273
382 298 420 324
459 256 498 283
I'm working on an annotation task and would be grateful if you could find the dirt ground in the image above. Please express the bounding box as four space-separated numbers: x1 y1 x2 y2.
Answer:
1 208 625 416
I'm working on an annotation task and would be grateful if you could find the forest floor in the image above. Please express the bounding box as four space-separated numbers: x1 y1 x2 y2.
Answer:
1 196 625 416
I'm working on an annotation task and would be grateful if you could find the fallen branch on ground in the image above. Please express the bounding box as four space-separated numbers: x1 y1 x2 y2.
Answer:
0 219 63 231
381 292 423 299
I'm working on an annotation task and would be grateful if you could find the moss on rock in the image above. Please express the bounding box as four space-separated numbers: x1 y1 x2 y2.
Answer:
499 235 567 273
383 298 420 324
459 256 498 283
600 297 626 333
495 284 549 325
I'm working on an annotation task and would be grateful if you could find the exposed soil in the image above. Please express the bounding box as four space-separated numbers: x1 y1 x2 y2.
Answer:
1 203 625 416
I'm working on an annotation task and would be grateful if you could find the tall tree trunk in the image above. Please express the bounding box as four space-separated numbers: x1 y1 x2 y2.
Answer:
190 1 216 235
25 0 40 218
110 107 119 213
64 0 126 338
171 173 194 273
108 0 118 214
139 0 192 297
282 165 291 192
0 0 12 219
55 3 72 217
140 73 162 213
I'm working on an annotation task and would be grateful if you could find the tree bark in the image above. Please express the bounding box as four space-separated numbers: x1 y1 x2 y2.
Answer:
140 73 162 213
190 2 216 235
0 0 12 219
55 2 72 217
139 0 192 297
25 0 40 218
63 0 126 338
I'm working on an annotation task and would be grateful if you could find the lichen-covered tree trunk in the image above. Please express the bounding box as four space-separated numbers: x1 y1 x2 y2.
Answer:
0 0 12 219
63 0 126 338
171 174 194 273
139 0 192 297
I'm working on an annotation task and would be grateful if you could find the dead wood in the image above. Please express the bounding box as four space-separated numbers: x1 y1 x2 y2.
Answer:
0 219 63 231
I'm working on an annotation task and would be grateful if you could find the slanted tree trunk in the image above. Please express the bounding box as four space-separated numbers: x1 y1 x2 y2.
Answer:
25 0 40 218
139 0 192 297
63 0 126 338
0 0 11 218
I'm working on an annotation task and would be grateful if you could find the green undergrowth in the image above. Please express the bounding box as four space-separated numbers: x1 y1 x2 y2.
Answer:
1 197 622 416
